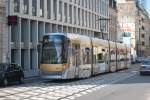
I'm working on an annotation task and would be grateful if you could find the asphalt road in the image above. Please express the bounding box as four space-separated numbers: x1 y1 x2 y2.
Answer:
75 65 150 100
1 64 148 100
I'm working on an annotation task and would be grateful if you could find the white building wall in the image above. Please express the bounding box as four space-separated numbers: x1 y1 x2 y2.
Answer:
0 0 8 63
7 0 109 77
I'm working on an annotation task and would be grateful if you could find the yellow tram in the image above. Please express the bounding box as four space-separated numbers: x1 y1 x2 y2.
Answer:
40 33 130 79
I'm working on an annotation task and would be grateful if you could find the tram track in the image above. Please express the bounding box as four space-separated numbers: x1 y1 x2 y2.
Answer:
0 68 138 100
58 72 137 100
27 72 137 100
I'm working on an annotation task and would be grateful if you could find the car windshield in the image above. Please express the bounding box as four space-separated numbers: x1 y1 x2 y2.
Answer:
142 60 150 65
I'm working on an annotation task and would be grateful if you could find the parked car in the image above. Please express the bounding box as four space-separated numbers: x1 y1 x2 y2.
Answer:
136 57 145 63
140 60 150 75
0 63 24 86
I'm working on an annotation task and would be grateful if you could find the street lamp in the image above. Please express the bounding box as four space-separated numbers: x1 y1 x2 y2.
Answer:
97 18 111 40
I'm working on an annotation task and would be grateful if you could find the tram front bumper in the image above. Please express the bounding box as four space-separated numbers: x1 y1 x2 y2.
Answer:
40 71 67 79
41 75 62 79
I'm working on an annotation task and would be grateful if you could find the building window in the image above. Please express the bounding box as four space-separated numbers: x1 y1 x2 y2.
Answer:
82 0 84 7
14 0 20 12
32 0 37 16
89 0 91 9
85 11 87 26
142 34 145 38
74 0 76 4
141 18 144 22
141 26 145 30
59 1 62 21
74 7 76 24
78 8 80 25
142 41 145 46
23 0 29 14
47 0 51 19
53 0 57 20
82 10 84 26
78 0 80 5
85 0 87 8
69 5 72 24
40 0 44 17
64 3 67 22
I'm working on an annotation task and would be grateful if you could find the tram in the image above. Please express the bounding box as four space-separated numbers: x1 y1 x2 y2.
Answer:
40 33 130 79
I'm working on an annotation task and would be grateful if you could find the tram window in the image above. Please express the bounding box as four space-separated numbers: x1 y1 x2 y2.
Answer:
83 47 91 64
120 58 124 61
72 45 76 66
93 47 97 64
97 53 104 63
93 55 97 64
111 50 115 54
71 44 81 66
98 53 102 60
104 53 109 62
72 47 76 56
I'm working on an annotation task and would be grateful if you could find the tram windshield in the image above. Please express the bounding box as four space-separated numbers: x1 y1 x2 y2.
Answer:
41 35 69 64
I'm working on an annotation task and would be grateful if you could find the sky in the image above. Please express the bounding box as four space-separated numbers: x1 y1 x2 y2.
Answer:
146 0 150 16
139 0 150 16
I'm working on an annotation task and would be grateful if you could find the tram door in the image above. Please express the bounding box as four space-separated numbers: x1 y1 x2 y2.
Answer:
73 44 80 77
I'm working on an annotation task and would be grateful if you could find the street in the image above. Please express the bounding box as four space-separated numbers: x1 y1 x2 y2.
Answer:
0 0 150 100
0 64 150 100
75 68 150 100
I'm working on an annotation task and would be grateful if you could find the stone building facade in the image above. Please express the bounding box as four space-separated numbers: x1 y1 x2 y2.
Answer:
117 0 150 57
136 1 149 57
